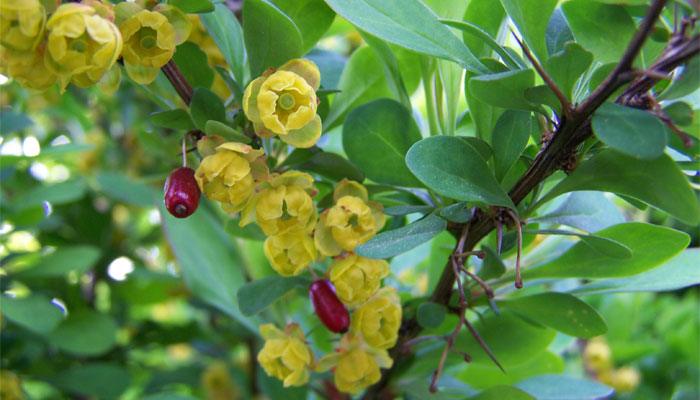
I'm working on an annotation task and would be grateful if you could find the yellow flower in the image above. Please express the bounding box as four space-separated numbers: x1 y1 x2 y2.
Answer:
243 59 322 148
599 366 641 393
264 233 317 277
195 142 267 213
44 2 122 91
0 44 56 90
201 361 239 400
0 0 46 51
115 3 190 84
315 334 393 395
0 370 23 400
352 287 402 350
315 180 386 256
258 323 313 387
242 171 317 236
329 254 389 307
583 337 611 372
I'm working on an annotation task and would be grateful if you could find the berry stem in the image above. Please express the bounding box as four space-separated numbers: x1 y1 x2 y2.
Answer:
181 136 187 168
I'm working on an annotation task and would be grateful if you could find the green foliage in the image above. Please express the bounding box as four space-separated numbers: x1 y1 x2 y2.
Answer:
1 1 697 398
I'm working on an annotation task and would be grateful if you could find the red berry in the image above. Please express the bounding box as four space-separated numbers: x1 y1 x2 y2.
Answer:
309 279 350 334
164 167 200 218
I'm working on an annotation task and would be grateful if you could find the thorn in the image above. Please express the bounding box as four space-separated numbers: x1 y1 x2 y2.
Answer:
496 221 503 255
464 317 505 373
506 210 524 289
510 30 573 120
488 298 501 316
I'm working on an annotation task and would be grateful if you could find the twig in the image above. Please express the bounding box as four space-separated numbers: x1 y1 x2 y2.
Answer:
511 31 573 120
506 210 523 289
161 60 193 105
463 317 504 373
459 265 495 298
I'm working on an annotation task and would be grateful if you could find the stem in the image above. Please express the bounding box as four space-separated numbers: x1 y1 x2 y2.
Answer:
506 210 523 289
420 57 441 136
459 265 494 298
161 60 193 105
181 137 187 168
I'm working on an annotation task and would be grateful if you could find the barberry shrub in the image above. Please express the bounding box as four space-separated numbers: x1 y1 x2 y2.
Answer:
0 0 698 399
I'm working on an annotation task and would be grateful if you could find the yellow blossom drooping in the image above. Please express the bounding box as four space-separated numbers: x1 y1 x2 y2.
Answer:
264 233 317 277
258 323 314 388
315 334 393 395
114 3 190 84
44 2 123 91
0 0 46 52
315 180 386 256
329 254 389 307
0 44 56 91
195 142 267 213
352 287 402 350
201 361 239 400
241 171 317 236
243 59 322 148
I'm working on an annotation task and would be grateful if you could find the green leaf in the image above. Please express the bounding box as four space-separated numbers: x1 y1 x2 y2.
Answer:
296 151 365 183
530 191 625 233
561 0 636 64
243 0 303 77
0 110 33 136
173 42 215 89
160 200 256 333
406 136 515 209
592 102 667 160
343 98 423 187
492 110 532 181
440 19 520 69
96 172 158 207
545 8 574 57
440 202 470 223
142 394 198 400
524 85 560 112
537 149 699 225
524 229 632 259
270 0 335 53
514 375 613 400
189 87 226 131
499 293 607 338
0 294 63 334
384 205 434 216
204 120 252 144
478 246 506 281
11 180 86 210
525 222 690 279
225 218 267 241
238 275 311 316
417 301 447 329
571 248 700 295
470 386 535 400
151 109 196 130
455 310 556 368
57 363 131 400
544 42 592 101
49 310 117 356
14 245 101 279
500 0 557 63
469 69 536 111
324 0 486 73
200 4 246 87
459 351 563 390
356 214 447 259
168 0 214 13
324 46 392 130
359 31 412 108
462 0 505 58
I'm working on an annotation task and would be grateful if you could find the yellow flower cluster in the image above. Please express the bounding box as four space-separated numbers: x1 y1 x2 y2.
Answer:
0 0 191 92
192 60 402 395
584 337 641 393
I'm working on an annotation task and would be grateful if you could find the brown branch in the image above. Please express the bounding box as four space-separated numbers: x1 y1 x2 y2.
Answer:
162 60 193 105
360 1 699 397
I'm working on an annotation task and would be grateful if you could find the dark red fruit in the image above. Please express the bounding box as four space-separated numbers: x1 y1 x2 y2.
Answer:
164 167 200 218
309 279 350 334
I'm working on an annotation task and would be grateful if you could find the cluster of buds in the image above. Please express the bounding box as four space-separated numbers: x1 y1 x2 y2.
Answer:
584 337 641 393
191 59 402 395
0 0 190 92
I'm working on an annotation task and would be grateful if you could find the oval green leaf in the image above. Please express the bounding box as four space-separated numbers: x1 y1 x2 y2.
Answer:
514 374 614 400
355 214 447 259
525 222 690 279
200 4 246 86
499 293 607 338
57 363 131 400
0 294 64 334
15 245 101 278
469 69 536 111
238 275 312 316
296 151 365 183
406 136 515 209
243 0 303 76
324 0 486 73
343 98 423 187
151 109 195 130
537 149 699 225
417 301 447 329
592 102 667 159
204 120 252 144
49 310 117 356
492 110 532 181
189 87 226 131
524 229 632 259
